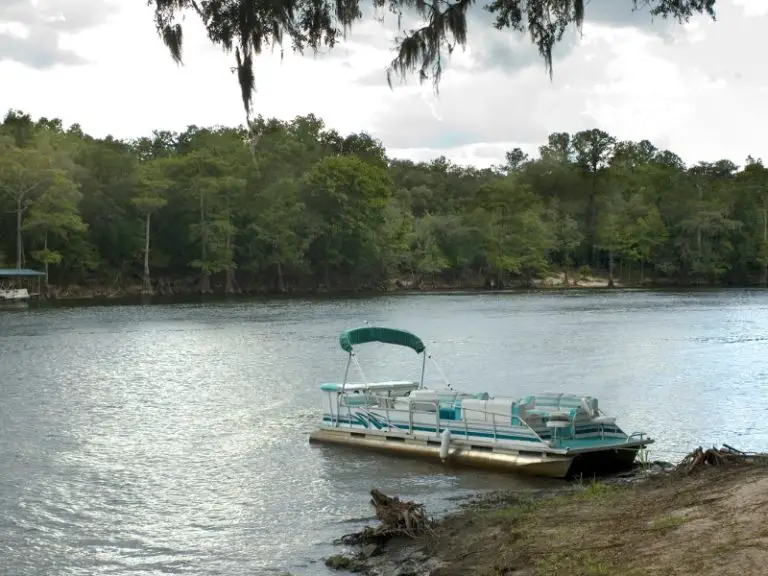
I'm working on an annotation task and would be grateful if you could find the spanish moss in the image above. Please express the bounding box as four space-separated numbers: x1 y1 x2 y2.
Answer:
147 0 718 114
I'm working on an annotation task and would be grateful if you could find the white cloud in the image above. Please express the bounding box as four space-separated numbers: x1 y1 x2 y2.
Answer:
732 0 768 16
0 0 766 169
0 0 119 68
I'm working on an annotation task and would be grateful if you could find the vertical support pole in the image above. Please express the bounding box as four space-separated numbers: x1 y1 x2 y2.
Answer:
339 352 352 428
420 352 426 389
341 353 352 393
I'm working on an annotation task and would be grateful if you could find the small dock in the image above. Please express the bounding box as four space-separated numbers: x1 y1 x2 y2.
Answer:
0 268 46 302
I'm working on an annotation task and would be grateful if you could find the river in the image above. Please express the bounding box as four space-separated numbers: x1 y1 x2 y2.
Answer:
1 290 767 575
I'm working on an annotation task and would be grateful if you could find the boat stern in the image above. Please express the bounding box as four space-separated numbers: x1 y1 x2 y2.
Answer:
560 435 655 478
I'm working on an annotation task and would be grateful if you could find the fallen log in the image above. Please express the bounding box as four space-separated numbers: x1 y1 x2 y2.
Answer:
675 445 762 476
339 489 431 546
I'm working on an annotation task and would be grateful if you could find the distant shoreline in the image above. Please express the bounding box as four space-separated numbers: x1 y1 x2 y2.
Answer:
21 278 768 307
16 268 768 303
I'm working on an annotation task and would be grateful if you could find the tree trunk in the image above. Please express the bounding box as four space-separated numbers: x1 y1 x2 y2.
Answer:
763 204 768 286
224 203 238 294
323 235 332 289
142 213 152 295
607 250 615 288
224 227 234 295
43 232 49 294
199 192 211 294
276 258 286 293
588 173 598 266
16 197 22 269
696 183 703 254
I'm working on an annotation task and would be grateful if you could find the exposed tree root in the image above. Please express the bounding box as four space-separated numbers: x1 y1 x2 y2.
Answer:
676 444 764 476
339 489 432 546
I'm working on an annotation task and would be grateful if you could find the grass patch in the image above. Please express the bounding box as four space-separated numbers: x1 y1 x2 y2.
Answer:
425 466 768 576
711 535 746 556
647 513 690 532
577 480 621 502
536 550 614 575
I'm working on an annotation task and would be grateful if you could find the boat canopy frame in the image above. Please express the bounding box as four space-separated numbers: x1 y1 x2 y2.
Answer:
339 326 426 355
338 326 451 392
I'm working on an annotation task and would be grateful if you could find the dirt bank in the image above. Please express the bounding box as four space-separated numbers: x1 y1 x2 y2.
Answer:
330 452 768 576
32 271 617 300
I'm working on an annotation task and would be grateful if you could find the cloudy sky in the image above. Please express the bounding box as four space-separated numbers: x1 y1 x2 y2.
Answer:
0 0 766 168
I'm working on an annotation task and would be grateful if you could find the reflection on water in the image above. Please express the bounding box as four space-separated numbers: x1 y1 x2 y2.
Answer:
2 290 768 575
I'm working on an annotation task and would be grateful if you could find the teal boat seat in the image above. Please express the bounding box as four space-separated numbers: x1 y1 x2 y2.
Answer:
340 394 376 406
439 406 456 420
520 394 598 422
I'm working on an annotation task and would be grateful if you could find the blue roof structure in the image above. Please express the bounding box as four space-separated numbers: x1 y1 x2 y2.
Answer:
0 268 45 277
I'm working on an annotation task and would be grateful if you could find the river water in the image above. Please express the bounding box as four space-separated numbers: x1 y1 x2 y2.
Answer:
1 290 768 575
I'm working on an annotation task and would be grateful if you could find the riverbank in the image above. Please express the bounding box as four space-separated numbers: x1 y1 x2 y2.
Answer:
28 271 616 300
328 451 768 576
24 271 768 302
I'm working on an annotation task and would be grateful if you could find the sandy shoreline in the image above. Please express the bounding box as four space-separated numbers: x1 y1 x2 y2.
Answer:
19 272 638 301
320 450 768 576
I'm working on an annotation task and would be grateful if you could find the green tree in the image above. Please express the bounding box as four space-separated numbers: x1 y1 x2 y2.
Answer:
12 107 768 296
413 214 449 284
24 172 87 289
595 190 626 288
622 194 667 284
0 133 79 271
244 177 309 292
302 155 393 288
736 157 768 285
133 159 172 294
572 128 616 264
547 200 583 286
473 176 553 286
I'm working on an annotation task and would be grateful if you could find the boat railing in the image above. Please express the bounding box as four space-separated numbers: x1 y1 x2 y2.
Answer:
333 393 624 447
626 431 648 444
346 398 543 443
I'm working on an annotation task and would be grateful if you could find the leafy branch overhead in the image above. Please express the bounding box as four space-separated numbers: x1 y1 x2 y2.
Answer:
149 0 717 114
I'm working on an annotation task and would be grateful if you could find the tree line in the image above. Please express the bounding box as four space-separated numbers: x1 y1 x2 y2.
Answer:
1 109 767 297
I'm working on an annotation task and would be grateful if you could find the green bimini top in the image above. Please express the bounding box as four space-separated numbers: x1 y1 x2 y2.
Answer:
339 326 426 354
0 268 45 277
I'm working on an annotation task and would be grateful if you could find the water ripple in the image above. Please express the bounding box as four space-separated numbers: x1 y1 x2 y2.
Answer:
2 292 768 575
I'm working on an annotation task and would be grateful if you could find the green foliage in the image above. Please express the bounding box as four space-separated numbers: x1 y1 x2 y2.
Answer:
3 108 768 293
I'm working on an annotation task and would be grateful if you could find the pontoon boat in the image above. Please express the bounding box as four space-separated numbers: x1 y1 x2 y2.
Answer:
309 326 654 479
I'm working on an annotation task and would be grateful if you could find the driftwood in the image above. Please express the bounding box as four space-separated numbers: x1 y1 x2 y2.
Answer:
676 445 762 476
340 489 431 546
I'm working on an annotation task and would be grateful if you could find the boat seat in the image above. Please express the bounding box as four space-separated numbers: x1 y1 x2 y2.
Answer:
340 393 377 407
393 397 437 412
457 398 529 425
521 394 598 422
591 415 616 425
